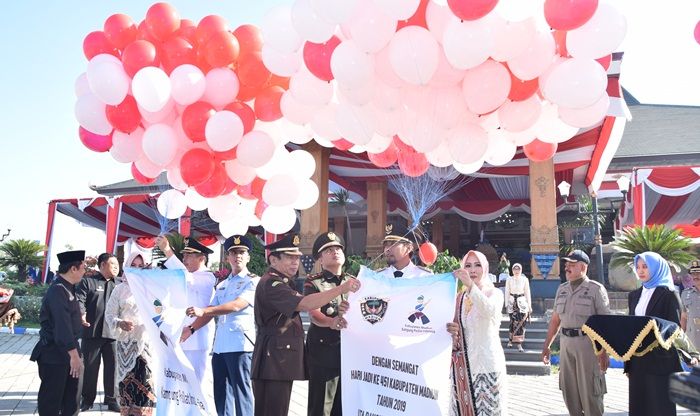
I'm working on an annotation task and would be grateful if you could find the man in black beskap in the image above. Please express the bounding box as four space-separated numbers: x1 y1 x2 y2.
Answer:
76 253 119 412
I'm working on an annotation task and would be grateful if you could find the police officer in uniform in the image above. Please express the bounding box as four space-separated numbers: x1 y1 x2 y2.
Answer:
681 259 700 349
184 235 258 416
251 233 360 416
375 224 432 279
541 250 610 416
305 232 355 416
30 250 86 416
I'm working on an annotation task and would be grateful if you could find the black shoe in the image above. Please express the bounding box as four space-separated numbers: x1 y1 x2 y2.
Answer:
80 403 93 412
106 402 121 412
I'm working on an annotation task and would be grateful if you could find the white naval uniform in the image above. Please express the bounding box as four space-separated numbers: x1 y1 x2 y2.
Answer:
376 261 433 279
165 255 216 382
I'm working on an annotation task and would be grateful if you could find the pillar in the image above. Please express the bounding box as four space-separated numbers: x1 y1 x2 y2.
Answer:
445 215 461 256
299 142 330 254
365 181 387 258
333 216 346 240
431 215 444 252
529 159 560 279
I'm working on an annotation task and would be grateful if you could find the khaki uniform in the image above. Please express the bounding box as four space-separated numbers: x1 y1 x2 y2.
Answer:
682 287 700 349
553 277 610 416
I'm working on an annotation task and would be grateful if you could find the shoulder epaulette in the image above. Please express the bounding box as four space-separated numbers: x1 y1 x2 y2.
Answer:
375 267 388 272
247 272 258 278
307 272 323 280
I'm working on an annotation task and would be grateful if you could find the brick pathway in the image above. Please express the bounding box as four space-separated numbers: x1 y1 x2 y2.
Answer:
1 333 697 415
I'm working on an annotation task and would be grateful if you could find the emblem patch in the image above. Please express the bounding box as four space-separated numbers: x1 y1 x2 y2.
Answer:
327 231 336 241
234 236 241 245
360 296 389 325
385 224 393 235
293 235 300 246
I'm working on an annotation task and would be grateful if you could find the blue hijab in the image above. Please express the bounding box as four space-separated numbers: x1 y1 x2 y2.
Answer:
634 251 675 290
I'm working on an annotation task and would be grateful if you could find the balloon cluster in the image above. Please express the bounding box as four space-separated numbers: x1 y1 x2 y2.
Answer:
262 0 626 176
75 3 320 236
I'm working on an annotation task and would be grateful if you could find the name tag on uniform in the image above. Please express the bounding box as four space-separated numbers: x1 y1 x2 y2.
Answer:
218 286 227 291
96 286 104 292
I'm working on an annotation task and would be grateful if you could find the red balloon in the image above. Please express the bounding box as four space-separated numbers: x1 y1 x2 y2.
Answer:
596 54 612 71
695 20 700 45
254 86 284 121
180 148 216 186
224 102 256 134
137 20 158 44
507 70 539 101
195 163 227 198
196 15 229 46
159 36 196 74
222 177 238 195
251 177 266 200
104 14 138 50
393 135 416 153
237 182 256 200
174 19 197 45
106 95 141 133
367 145 399 168
121 40 159 77
544 0 598 31
236 83 259 102
398 151 429 177
83 31 118 60
238 52 271 90
145 3 180 42
131 163 157 184
214 146 237 161
267 74 290 90
303 36 341 81
182 102 216 142
446 0 498 21
332 139 354 151
255 199 268 219
79 127 112 152
523 139 558 162
204 30 240 68
418 242 438 266
553 30 570 57
195 48 214 74
233 24 263 56
397 0 429 29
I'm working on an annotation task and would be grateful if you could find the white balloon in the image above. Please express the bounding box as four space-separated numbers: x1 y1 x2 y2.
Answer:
337 79 376 106
453 159 484 174
75 72 91 97
494 0 544 22
433 87 473 130
542 58 607 109
261 206 298 234
426 0 451 44
372 81 402 112
374 107 402 137
280 90 319 125
389 26 439 85
132 67 172 112
428 49 465 88
75 93 112 135
205 111 244 152
484 130 517 166
139 99 176 124
110 128 144 163
208 194 246 223
166 168 188 191
330 41 375 89
426 140 454 167
344 0 396 53
461 60 511 115
568 3 627 60
261 5 303 54
224 159 257 185
498 95 542 132
558 93 610 128
262 45 302 77
263 174 301 207
492 17 537 62
134 156 162 178
531 102 579 144
256 147 292 180
310 0 360 24
507 30 555 81
502 128 536 146
219 219 249 238
374 45 407 88
290 67 334 106
142 124 178 167
374 0 420 20
291 0 336 43
288 150 317 178
87 59 129 105
364 133 393 153
203 68 240 109
170 64 206 105
310 104 341 141
184 188 210 211
293 179 320 210
335 102 375 145
237 131 277 168
443 17 494 70
447 123 489 164
157 189 188 219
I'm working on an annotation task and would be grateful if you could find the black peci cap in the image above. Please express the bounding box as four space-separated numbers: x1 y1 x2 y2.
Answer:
180 237 214 255
57 250 85 265
312 232 344 259
265 233 303 256
224 235 252 252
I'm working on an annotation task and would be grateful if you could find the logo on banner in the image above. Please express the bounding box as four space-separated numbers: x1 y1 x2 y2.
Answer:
360 297 389 324
407 295 431 325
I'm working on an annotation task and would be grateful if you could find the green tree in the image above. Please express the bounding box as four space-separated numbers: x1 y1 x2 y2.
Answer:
0 239 45 281
330 189 354 255
610 224 695 272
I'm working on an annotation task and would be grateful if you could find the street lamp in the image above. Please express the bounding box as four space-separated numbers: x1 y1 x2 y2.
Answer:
558 177 629 285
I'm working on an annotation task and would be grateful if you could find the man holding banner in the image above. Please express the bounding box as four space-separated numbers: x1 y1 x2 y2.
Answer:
376 224 432 279
251 233 360 416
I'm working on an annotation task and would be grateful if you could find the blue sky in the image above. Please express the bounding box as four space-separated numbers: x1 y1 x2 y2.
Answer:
0 1 698 267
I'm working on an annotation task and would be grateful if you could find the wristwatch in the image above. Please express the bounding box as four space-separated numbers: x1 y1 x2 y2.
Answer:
188 325 196 334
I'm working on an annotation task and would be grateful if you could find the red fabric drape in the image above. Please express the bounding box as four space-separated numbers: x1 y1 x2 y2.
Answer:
42 202 57 283
646 194 690 225
647 168 700 189
179 207 192 237
106 198 123 254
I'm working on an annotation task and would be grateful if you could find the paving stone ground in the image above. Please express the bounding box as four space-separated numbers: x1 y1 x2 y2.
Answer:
1 333 697 415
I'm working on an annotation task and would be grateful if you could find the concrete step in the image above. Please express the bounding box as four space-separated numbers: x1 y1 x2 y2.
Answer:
499 326 548 335
501 337 545 350
504 348 544 362
506 360 551 376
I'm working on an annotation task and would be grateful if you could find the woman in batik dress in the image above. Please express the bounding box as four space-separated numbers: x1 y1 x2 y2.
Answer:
505 263 531 352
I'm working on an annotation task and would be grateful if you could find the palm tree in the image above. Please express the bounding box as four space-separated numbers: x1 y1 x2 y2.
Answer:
0 239 45 281
330 189 354 255
610 224 695 272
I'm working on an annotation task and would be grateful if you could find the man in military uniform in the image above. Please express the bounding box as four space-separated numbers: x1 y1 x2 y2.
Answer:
541 250 610 416
376 224 432 278
30 250 87 416
183 235 258 416
681 259 700 349
156 235 216 383
305 232 355 416
251 233 360 416
76 253 119 412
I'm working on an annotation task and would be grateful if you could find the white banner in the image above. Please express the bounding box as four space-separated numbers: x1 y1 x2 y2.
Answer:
342 267 457 416
126 268 212 416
